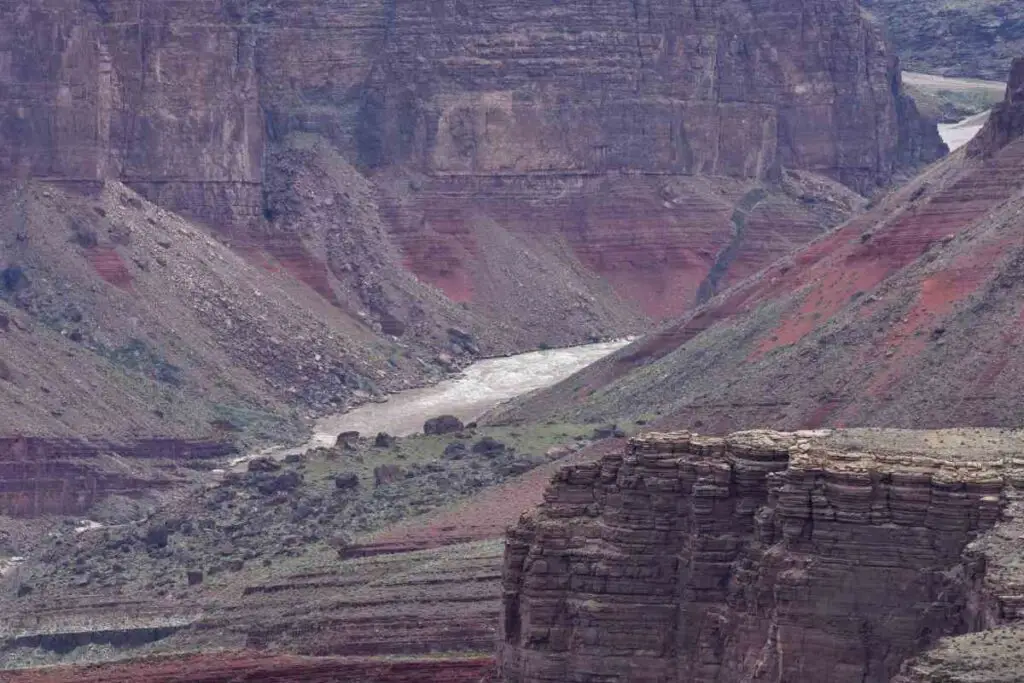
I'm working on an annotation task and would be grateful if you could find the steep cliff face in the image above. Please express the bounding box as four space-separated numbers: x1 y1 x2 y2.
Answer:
493 58 1024 431
499 430 1022 683
0 0 941 323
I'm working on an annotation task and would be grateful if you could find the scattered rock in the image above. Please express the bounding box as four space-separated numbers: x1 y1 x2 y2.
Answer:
592 424 626 439
443 442 468 460
373 464 404 487
334 472 360 490
424 414 464 435
247 457 282 473
471 437 507 456
335 431 360 448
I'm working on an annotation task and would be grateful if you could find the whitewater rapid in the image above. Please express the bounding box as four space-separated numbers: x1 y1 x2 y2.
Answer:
234 339 630 466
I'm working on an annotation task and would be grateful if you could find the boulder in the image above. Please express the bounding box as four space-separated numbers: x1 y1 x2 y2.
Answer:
373 464 404 487
424 415 464 435
471 437 507 457
143 524 170 549
334 472 360 490
374 432 396 448
335 430 360 448
443 442 468 460
256 471 302 495
247 457 281 473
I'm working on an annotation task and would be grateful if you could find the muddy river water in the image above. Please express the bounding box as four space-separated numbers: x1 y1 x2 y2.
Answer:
238 339 630 464
239 109 988 465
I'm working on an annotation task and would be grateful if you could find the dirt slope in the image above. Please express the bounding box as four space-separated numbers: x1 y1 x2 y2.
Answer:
0 180 484 444
491 59 1024 434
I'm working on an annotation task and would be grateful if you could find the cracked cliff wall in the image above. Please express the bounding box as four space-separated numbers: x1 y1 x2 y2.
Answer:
499 431 1022 683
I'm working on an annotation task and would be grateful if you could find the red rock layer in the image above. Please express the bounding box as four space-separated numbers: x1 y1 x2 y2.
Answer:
495 59 1024 430
3 653 496 683
0 437 231 517
499 431 1016 683
191 541 506 658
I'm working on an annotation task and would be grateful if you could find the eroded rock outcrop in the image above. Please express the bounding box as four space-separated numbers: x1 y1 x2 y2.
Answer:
499 431 1022 682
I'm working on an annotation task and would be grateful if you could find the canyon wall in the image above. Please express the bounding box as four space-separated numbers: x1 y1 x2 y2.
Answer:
0 0 943 320
499 431 1022 683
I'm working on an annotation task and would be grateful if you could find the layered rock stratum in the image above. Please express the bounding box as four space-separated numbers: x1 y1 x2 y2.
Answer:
494 58 1024 433
499 430 1024 682
1 0 941 323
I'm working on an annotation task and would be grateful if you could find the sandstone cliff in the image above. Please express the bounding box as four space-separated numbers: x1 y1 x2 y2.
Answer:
499 430 1024 682
0 0 941 324
492 58 1024 432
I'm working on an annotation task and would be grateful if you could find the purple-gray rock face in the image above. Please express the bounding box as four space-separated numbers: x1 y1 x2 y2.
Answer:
0 0 944 322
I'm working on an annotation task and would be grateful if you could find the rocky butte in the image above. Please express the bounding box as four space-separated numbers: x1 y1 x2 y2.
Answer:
500 430 1024 682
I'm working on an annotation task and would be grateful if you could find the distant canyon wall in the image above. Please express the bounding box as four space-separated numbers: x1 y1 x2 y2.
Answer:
0 0 944 317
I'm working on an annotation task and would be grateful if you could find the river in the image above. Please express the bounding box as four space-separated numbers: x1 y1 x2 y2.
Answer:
236 339 630 465
237 106 987 466
938 111 990 152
